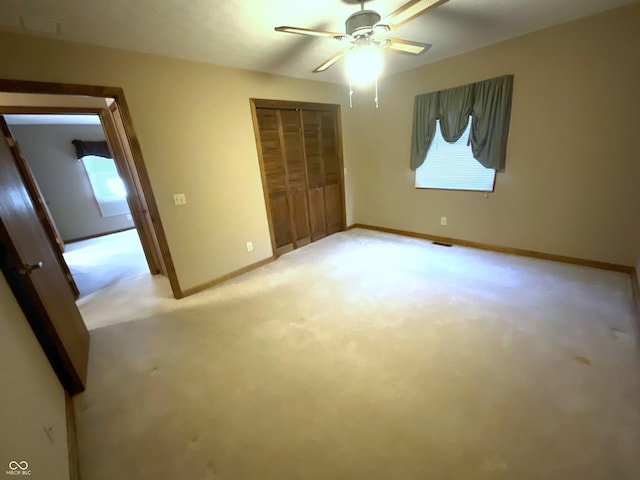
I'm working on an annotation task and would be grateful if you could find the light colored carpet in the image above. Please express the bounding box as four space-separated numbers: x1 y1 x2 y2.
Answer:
74 229 640 480
63 229 149 298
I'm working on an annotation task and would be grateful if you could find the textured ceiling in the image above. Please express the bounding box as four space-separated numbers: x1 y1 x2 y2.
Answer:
0 0 636 84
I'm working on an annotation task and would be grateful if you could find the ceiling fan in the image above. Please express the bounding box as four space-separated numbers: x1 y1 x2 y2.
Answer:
275 0 450 76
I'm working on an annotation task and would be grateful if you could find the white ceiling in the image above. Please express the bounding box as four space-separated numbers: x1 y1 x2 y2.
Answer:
4 114 101 125
0 0 635 84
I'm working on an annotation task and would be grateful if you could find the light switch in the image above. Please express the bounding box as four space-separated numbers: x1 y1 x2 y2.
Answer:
173 193 187 206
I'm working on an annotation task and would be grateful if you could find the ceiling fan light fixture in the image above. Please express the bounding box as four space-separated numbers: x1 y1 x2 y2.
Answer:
274 0 450 107
345 44 383 86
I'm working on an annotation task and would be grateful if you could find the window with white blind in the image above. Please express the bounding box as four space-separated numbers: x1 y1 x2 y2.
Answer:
81 155 130 218
415 116 496 192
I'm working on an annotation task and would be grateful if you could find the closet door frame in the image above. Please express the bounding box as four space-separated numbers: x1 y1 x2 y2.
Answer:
250 98 346 256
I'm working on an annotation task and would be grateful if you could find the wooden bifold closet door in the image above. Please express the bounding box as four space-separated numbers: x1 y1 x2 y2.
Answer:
252 100 345 256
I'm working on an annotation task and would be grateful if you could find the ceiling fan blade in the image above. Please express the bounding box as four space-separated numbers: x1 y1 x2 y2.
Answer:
275 26 343 39
381 0 450 29
313 51 347 73
385 38 432 55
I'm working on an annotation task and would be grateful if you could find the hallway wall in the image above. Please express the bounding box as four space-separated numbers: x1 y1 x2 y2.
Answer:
0 276 69 480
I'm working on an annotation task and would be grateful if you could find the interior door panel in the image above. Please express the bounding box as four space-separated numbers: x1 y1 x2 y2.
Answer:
0 118 80 298
0 121 89 394
280 109 311 246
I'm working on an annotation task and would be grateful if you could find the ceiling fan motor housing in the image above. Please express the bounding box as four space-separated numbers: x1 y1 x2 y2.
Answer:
345 10 381 37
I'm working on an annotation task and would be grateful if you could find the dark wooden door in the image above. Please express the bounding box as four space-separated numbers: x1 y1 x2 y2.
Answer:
256 108 293 254
302 110 327 241
253 100 345 257
280 109 310 247
0 129 89 394
319 111 343 235
0 117 80 298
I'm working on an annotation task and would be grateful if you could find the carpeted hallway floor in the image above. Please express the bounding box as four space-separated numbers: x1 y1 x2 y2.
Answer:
74 229 640 480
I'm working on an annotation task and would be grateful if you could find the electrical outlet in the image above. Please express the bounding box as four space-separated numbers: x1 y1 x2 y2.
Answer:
173 193 187 206
440 216 447 226
246 241 253 252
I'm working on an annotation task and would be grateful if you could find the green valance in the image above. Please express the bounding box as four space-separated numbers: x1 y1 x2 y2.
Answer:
410 74 513 172
71 139 112 159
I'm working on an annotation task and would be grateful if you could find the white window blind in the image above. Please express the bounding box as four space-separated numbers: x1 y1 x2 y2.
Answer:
415 117 496 192
81 155 130 218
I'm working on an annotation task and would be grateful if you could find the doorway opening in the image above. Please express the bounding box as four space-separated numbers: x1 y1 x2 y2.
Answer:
3 112 149 297
0 80 181 300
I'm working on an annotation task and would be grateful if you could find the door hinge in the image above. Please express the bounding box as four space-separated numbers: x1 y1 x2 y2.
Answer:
5 136 15 147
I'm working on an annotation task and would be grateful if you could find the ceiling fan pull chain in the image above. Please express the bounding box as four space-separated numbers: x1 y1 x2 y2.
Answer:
375 78 379 109
349 81 353 108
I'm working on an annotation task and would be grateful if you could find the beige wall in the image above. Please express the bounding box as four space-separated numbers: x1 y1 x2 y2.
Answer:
0 31 358 291
0 4 637 292
10 124 134 241
0 276 69 480
348 3 640 266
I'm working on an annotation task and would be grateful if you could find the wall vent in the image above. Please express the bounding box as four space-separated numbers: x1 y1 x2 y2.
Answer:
432 241 453 247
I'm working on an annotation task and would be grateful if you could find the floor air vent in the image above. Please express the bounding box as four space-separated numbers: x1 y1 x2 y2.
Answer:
432 241 453 247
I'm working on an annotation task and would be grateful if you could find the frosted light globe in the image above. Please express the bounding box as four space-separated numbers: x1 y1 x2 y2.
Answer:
345 45 383 86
